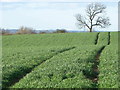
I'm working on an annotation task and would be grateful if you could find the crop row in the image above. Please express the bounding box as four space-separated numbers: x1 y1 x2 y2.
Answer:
97 32 118 88
2 32 98 47
97 32 109 45
0 65 1 89
2 32 118 88
2 46 74 87
98 45 118 88
12 45 102 88
110 32 118 45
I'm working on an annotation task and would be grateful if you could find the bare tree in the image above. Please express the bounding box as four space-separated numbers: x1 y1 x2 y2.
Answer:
16 26 36 34
76 3 111 32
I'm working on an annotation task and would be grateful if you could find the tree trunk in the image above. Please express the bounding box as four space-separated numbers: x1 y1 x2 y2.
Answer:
90 20 92 32
90 28 92 32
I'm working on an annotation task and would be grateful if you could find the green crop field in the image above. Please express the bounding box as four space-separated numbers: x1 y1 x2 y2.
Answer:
2 32 118 88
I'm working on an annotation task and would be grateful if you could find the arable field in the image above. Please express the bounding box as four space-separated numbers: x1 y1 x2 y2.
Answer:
2 32 118 88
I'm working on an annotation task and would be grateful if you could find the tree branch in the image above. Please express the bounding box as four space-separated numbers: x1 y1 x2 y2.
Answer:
76 3 110 32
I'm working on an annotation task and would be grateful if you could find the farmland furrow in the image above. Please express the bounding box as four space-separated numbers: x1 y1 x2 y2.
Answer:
95 32 100 45
108 32 110 45
92 46 106 86
83 46 106 88
9 46 76 87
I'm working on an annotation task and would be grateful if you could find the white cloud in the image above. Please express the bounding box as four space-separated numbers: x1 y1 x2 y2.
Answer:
1 0 119 2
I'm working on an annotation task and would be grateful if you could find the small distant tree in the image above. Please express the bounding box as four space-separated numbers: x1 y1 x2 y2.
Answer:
16 26 36 34
1 28 11 35
76 3 111 32
54 29 67 33
39 31 46 34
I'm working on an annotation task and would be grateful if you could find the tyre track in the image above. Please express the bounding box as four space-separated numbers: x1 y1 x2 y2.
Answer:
95 32 100 45
83 32 110 88
108 32 110 45
83 46 106 88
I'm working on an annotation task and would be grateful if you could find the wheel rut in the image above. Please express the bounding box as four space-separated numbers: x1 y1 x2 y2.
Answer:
83 46 106 88
95 32 100 45
108 32 110 45
4 32 111 88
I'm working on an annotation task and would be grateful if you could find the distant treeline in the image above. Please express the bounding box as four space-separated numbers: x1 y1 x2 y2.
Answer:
1 26 67 35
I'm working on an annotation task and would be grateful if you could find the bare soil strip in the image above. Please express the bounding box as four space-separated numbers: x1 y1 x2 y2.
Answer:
83 46 106 88
95 32 100 45
108 32 110 45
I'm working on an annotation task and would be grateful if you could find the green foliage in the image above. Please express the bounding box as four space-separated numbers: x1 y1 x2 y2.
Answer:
97 32 109 45
12 46 101 88
2 32 118 88
2 32 98 47
110 32 118 45
98 45 118 88
98 32 118 88
2 46 74 87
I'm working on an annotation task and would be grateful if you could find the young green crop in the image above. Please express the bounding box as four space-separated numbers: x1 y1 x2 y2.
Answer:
12 46 102 88
97 32 109 45
2 32 118 88
110 32 118 45
98 45 118 88
2 46 74 88
2 32 98 47
98 32 118 88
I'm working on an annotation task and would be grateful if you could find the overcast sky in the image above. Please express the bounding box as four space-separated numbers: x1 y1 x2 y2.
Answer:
0 0 118 31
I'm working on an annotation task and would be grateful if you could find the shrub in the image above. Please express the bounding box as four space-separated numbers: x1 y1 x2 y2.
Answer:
1 29 12 35
16 26 36 34
54 29 67 33
39 31 46 34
